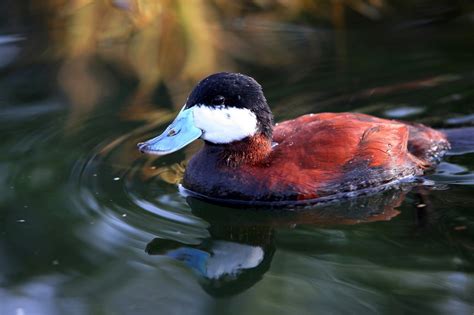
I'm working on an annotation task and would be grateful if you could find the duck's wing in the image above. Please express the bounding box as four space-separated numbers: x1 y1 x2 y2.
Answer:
268 113 424 199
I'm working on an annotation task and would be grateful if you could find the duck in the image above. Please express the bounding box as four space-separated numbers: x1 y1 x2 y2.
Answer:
137 72 450 205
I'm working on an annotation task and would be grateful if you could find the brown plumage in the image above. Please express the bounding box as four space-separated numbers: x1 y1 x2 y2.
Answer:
183 112 449 204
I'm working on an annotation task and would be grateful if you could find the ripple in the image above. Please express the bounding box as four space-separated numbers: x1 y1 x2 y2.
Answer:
70 127 210 251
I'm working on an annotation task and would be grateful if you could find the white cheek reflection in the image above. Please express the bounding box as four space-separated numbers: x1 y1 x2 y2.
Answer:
193 105 258 144
205 241 264 279
165 241 265 280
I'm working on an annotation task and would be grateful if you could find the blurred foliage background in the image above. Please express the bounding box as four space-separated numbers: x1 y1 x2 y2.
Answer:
1 0 473 123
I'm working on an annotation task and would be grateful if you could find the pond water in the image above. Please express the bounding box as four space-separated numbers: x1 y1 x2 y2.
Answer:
1 4 474 315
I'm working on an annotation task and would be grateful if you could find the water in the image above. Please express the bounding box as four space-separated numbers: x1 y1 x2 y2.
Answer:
1 4 474 315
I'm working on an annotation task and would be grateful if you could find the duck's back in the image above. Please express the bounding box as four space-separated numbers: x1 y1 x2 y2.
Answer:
183 113 449 204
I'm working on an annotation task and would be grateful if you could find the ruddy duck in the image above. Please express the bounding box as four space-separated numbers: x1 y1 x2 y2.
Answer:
138 72 450 205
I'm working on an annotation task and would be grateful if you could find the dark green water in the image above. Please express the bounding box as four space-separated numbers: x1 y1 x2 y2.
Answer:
1 7 474 315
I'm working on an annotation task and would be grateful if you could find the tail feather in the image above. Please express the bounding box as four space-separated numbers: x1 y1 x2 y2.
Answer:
441 127 474 155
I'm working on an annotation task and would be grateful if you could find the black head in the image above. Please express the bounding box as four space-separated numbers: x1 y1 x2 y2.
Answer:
185 72 274 139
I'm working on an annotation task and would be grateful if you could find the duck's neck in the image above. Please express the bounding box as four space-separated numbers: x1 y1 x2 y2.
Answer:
205 133 272 167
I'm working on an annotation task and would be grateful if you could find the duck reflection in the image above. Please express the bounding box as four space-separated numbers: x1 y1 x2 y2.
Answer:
146 205 275 297
145 184 414 297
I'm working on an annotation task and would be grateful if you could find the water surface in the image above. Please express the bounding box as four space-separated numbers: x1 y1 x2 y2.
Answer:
1 4 474 315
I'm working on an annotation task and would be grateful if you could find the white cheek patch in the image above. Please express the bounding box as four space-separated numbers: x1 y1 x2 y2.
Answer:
192 105 258 144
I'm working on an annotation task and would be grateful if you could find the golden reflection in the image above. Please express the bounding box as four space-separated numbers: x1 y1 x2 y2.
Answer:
39 0 388 124
150 161 187 184
138 141 202 182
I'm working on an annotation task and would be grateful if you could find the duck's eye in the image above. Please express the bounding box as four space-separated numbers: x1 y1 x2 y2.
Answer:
212 95 225 105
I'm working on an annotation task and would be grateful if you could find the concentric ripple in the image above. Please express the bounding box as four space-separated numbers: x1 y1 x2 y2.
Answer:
70 125 210 251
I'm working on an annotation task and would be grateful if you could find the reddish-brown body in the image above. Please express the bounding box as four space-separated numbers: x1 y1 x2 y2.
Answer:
183 113 449 204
